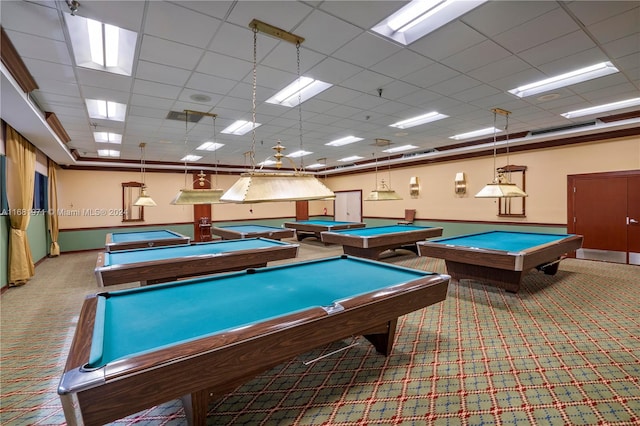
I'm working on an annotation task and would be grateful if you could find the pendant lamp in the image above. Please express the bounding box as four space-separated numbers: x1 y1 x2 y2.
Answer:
171 110 225 205
133 142 156 206
475 108 527 198
366 140 402 201
220 19 334 203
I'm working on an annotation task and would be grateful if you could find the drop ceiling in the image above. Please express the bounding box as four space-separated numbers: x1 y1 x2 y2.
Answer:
1 1 639 173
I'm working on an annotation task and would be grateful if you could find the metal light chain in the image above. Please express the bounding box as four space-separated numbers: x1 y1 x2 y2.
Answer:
250 26 258 170
296 41 304 171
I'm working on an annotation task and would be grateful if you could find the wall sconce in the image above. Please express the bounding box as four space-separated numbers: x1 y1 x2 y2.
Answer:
410 176 420 197
455 172 466 195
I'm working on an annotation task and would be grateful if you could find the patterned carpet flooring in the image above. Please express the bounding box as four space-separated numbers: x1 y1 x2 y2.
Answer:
1 245 639 425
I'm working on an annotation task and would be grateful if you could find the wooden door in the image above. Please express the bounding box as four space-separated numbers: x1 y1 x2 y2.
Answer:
568 170 640 264
295 201 309 221
628 176 640 265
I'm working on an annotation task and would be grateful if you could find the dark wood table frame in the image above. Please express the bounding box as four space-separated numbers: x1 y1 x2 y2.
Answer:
417 234 583 292
282 221 366 241
95 240 299 287
321 227 443 259
58 272 449 426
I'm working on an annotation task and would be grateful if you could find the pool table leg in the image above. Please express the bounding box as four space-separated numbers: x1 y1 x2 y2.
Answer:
362 319 398 356
181 389 209 426
536 257 562 275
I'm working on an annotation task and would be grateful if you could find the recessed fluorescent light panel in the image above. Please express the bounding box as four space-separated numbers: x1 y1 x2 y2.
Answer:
180 155 202 162
305 163 326 169
287 150 313 158
97 149 120 157
221 120 261 136
338 155 364 162
325 136 364 147
196 142 224 151
93 132 122 144
63 14 137 76
86 99 127 121
561 97 640 119
449 127 500 140
266 77 332 107
258 159 277 167
390 112 449 129
383 144 418 153
372 0 487 45
509 62 619 98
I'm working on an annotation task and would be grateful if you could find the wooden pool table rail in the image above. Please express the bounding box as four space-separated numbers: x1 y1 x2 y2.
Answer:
94 240 299 286
417 234 583 292
58 270 450 426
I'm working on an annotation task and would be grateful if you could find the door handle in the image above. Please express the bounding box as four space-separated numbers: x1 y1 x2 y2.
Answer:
628 217 639 224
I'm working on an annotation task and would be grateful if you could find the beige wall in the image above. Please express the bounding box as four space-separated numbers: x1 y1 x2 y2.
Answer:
328 136 639 224
56 170 300 229
56 136 639 229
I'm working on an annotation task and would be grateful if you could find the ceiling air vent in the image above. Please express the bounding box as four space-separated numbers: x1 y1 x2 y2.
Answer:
166 111 203 123
530 120 597 136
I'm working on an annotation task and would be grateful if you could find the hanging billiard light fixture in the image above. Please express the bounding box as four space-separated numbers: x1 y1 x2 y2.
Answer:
133 142 156 206
220 19 334 203
366 139 402 201
171 110 226 205
475 108 527 198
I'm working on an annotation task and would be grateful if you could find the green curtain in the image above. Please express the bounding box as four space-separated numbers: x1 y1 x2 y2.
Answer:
47 158 60 256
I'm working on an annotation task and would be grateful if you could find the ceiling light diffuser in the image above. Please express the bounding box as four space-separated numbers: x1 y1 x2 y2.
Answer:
86 99 126 121
196 142 224 151
509 62 619 98
383 144 418 153
325 136 364 147
338 155 364 162
450 127 500 140
390 112 449 129
561 97 640 119
266 77 332 107
180 155 202 162
93 132 122 144
372 0 487 45
63 14 137 76
287 150 312 158
97 149 119 157
221 120 261 136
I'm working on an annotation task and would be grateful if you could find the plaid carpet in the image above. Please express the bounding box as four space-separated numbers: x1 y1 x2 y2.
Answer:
1 250 639 425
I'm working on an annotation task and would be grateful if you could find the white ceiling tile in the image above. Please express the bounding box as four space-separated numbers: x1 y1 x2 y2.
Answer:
73 1 146 32
23 58 76 82
138 35 205 70
566 1 639 26
196 51 252 80
462 1 557 37
441 40 511 73
185 73 236 97
586 7 640 45
318 1 405 29
370 49 432 79
333 32 402 69
4 31 71 66
144 1 221 48
340 70 394 95
403 62 459 89
133 79 183 100
0 1 65 40
307 57 363 85
225 1 314 31
76 68 132 92
495 8 580 54
517 31 596 67
209 22 277 63
135 60 192 86
409 21 485 60
295 9 363 55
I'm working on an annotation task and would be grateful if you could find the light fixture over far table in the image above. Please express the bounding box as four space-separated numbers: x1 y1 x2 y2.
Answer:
366 139 403 201
219 19 334 203
171 110 226 205
475 108 527 198
133 142 156 207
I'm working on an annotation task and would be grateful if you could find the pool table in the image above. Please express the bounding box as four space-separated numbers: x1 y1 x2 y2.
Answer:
321 225 444 259
58 255 450 426
417 231 583 292
283 220 366 242
105 230 190 252
95 238 299 287
211 224 295 240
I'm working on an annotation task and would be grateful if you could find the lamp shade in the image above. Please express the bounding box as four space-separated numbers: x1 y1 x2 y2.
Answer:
475 182 527 198
133 187 157 206
171 188 224 205
220 172 335 203
366 189 403 201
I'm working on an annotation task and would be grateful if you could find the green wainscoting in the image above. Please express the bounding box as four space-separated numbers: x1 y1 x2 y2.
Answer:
58 224 195 252
1 215 8 288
